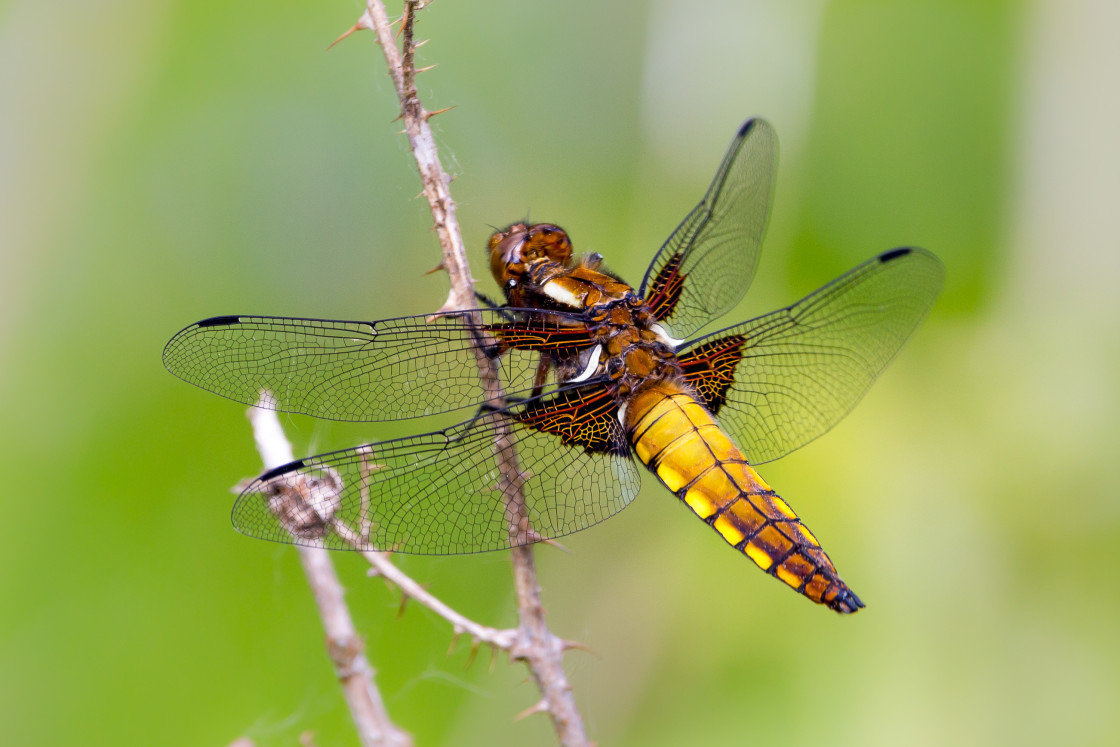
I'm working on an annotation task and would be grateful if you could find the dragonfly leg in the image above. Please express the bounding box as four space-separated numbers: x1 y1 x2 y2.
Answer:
531 355 553 399
475 292 516 321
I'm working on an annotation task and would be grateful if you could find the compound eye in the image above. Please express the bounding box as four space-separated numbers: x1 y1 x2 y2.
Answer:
522 224 573 266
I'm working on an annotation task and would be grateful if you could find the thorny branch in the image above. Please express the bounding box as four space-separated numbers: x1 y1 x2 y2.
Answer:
328 1 592 744
247 404 412 747
253 396 558 743
333 522 517 653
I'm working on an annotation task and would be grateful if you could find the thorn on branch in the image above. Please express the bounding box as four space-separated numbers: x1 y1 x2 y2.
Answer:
396 6 411 41
424 105 456 121
415 64 438 73
425 261 446 276
465 637 482 669
561 639 597 656
513 699 549 722
328 23 363 50
541 538 572 554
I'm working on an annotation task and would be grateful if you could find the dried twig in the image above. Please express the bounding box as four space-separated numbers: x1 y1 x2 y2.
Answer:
332 522 517 652
335 1 590 743
247 404 412 747
352 0 474 315
250 400 536 740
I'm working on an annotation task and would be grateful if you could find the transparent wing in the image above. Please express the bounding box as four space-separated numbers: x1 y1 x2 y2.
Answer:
233 390 641 554
639 119 778 339
678 247 944 464
163 309 592 422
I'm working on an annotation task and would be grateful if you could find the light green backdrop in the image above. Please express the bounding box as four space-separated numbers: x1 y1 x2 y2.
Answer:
2 0 1117 745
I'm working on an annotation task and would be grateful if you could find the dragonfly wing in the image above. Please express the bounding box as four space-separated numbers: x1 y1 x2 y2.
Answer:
640 119 778 339
163 309 592 422
232 386 641 553
677 247 944 464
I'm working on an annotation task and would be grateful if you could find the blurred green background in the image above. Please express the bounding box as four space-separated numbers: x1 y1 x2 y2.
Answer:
3 0 1118 744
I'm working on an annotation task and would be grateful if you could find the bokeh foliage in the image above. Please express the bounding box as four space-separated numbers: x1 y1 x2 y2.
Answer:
2 0 1118 745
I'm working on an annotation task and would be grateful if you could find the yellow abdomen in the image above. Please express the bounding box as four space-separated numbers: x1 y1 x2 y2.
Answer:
624 381 864 614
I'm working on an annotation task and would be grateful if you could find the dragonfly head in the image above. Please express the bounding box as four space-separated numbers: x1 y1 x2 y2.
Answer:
488 223 573 289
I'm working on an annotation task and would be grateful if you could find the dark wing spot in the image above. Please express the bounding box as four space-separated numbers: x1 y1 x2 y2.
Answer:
195 315 243 328
260 461 306 481
879 247 913 263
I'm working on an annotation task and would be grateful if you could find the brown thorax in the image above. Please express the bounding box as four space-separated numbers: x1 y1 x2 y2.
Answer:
487 223 682 399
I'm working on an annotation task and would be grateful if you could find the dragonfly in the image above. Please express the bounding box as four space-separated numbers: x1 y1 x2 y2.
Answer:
164 119 942 614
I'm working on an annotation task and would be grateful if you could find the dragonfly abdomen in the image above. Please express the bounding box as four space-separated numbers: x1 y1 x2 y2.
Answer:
623 381 864 614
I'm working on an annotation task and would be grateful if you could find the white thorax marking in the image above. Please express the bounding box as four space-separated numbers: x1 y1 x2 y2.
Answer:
616 401 629 429
570 344 603 383
541 280 582 309
651 323 686 350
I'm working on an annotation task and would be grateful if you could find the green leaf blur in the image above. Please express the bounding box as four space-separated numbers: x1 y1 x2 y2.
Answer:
2 1 1117 745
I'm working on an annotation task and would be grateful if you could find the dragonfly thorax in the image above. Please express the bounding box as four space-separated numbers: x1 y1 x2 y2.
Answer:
487 223 682 396
557 295 682 399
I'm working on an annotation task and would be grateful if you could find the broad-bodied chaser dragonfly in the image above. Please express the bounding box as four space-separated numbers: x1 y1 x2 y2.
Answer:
164 120 942 613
